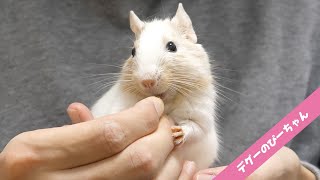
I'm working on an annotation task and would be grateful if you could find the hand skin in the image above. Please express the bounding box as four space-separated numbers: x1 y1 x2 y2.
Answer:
193 147 316 180
67 101 197 180
0 97 183 180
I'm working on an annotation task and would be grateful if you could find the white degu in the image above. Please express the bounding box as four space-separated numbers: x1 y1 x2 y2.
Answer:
92 3 219 179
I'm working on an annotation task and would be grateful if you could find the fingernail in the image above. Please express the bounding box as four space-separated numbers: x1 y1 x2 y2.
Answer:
196 174 216 180
67 108 80 123
151 97 164 116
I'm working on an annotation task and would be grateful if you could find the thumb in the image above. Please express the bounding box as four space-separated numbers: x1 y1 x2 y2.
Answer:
130 96 164 118
67 102 94 124
194 166 227 180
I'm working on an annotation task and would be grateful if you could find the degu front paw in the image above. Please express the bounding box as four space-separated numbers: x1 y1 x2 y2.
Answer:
171 126 185 146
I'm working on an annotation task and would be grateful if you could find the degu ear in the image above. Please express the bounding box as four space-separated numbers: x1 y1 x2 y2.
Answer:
171 3 197 43
129 11 144 36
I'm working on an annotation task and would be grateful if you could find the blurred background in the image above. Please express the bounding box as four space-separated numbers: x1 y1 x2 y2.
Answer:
0 0 319 166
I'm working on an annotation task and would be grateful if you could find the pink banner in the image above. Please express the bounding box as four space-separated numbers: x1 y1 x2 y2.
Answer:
214 87 320 180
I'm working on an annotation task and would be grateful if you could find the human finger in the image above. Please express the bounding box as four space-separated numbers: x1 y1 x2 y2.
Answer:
194 166 227 180
178 161 197 180
67 102 93 124
6 97 164 170
55 116 174 180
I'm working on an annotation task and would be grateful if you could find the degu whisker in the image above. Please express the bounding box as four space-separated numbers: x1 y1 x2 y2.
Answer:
86 72 123 76
86 75 121 79
94 83 118 95
87 77 120 82
85 63 124 68
215 89 251 112
212 76 236 82
88 79 131 87
215 82 247 97
211 67 238 72
93 80 132 92
88 79 115 86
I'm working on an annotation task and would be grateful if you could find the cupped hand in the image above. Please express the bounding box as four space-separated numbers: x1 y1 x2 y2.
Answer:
0 97 177 180
66 101 198 180
65 102 317 180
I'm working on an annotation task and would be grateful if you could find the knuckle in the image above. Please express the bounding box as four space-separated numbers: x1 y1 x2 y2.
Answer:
283 148 300 174
129 148 158 177
1 134 40 178
102 121 126 154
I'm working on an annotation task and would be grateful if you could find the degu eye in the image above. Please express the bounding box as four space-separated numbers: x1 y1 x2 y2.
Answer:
166 41 177 52
131 48 136 57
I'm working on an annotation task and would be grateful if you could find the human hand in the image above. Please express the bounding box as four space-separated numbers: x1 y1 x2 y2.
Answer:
66 104 317 180
67 100 198 180
193 147 316 180
0 97 176 180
